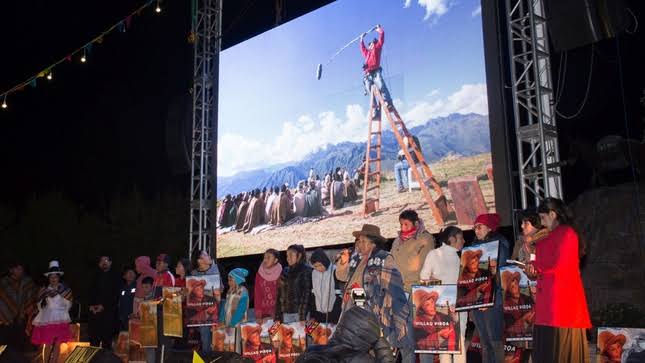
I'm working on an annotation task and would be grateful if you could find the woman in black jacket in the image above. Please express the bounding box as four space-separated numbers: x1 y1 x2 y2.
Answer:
275 244 313 323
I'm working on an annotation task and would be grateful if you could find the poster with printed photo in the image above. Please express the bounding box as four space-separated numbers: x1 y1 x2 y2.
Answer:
412 285 461 354
306 321 336 345
596 327 645 363
162 287 183 337
113 331 129 363
212 327 237 353
456 240 499 310
185 275 220 327
500 265 536 342
241 320 276 362
277 322 306 363
138 301 158 348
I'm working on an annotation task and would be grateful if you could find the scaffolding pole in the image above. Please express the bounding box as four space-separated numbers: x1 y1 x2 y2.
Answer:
505 0 563 209
189 0 222 257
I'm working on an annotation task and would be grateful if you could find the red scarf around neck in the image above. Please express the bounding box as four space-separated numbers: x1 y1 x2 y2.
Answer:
400 227 418 242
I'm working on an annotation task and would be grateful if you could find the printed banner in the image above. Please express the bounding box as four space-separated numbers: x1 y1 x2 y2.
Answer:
241 320 277 362
500 265 536 342
412 285 461 354
114 331 129 363
128 319 147 362
305 321 336 345
596 327 645 363
277 321 306 363
503 343 528 363
162 287 183 337
456 240 499 310
212 327 237 352
136 301 158 348
185 275 220 327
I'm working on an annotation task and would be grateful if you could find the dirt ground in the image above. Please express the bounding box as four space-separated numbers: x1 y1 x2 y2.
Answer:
217 153 495 258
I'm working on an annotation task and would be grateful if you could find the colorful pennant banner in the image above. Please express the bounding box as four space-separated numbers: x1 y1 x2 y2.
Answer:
0 0 162 110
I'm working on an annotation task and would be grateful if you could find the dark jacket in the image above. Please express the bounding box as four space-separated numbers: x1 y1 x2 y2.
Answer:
275 263 313 321
118 281 136 327
89 269 122 312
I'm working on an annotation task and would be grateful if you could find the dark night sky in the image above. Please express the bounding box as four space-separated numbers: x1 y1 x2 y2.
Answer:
0 0 642 298
0 0 334 299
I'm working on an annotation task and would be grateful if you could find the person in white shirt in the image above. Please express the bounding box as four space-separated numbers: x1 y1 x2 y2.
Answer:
419 226 467 363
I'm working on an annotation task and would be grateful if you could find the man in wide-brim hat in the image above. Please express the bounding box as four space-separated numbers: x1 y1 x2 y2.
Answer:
598 331 626 362
412 288 456 351
458 248 492 306
242 324 274 361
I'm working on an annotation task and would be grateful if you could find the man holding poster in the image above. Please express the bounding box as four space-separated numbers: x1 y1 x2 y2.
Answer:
412 286 460 354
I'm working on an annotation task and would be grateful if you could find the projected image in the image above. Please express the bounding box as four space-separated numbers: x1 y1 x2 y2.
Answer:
216 0 494 258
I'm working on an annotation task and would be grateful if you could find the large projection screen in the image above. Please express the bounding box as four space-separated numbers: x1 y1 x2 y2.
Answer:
216 0 500 258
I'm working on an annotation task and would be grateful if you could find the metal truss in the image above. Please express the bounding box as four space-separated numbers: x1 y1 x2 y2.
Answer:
505 0 563 209
189 0 222 257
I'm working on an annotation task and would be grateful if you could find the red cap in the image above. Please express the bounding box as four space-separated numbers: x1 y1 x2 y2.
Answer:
474 213 501 231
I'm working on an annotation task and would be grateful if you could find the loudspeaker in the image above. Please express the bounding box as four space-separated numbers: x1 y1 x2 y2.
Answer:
544 0 629 51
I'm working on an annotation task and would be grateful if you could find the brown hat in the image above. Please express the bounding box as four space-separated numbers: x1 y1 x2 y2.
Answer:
312 325 332 338
598 331 626 353
187 278 207 290
413 289 439 307
462 249 483 263
242 324 262 338
352 224 386 243
502 270 521 291
280 324 294 337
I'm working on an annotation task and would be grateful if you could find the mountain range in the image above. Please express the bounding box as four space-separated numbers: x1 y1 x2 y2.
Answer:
216 113 490 198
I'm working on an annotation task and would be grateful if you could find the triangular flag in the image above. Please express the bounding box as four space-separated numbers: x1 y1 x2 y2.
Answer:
37 71 46 78
29 79 37 88
125 15 133 28
117 21 126 32
96 35 104 44
85 43 93 53
66 54 72 62
192 351 205 363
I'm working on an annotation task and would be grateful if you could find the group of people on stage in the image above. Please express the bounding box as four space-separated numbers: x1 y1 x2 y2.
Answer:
216 166 361 233
0 197 592 363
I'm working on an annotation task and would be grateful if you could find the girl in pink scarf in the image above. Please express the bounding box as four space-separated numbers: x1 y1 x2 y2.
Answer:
253 249 282 320
134 256 157 298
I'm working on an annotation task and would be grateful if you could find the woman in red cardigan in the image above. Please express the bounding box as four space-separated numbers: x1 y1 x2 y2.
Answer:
527 198 591 362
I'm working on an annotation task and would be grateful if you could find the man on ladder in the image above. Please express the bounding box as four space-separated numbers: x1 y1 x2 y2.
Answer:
360 24 393 119
359 25 449 225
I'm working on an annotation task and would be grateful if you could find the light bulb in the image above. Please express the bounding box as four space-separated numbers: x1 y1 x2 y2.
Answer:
47 73 53 80
1 100 7 109
81 55 87 63
155 5 161 13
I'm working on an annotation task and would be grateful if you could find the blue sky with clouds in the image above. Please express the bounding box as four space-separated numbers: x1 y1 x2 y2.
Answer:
218 0 486 177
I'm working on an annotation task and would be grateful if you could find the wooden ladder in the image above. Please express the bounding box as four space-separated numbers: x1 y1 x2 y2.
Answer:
361 85 450 225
